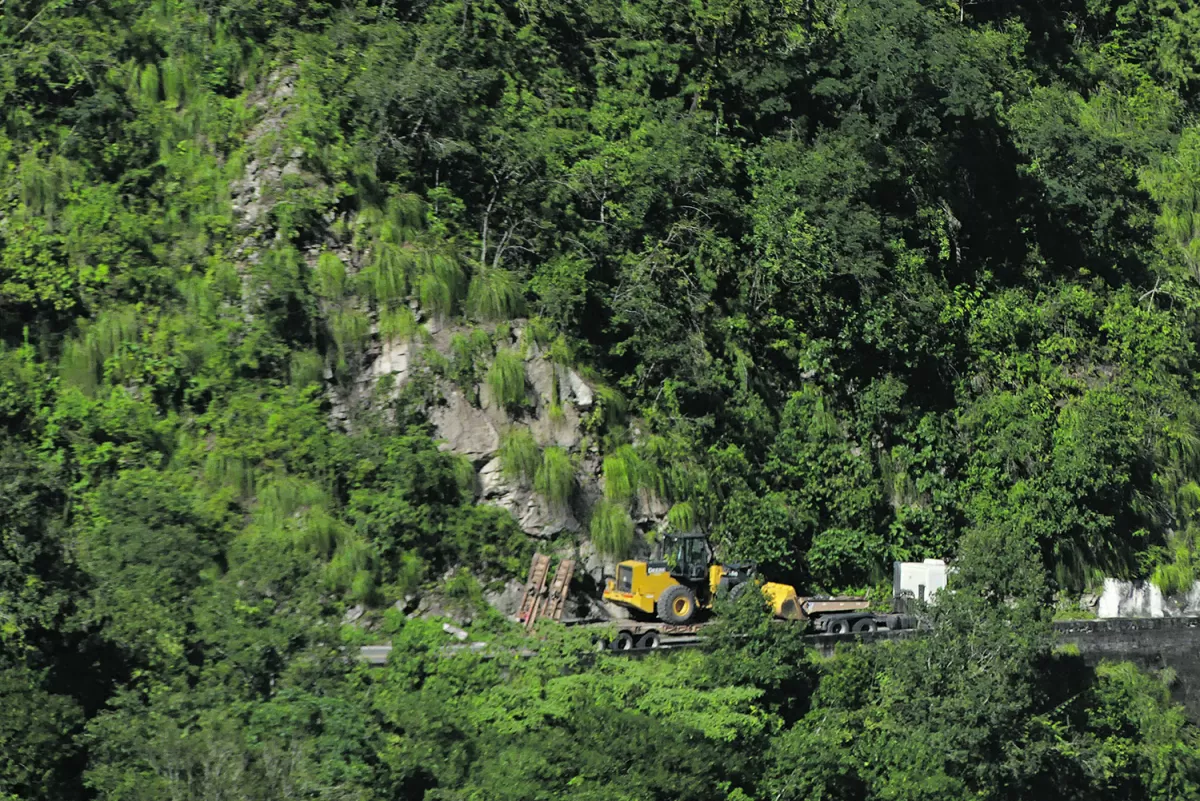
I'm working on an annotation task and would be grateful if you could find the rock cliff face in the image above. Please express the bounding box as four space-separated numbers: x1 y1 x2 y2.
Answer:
228 72 664 605
380 321 604 541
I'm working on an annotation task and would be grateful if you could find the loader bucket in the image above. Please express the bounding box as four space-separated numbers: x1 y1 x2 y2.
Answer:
761 582 806 620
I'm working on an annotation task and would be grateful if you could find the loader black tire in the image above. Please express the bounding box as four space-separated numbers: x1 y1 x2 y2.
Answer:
728 581 751 603
657 585 698 624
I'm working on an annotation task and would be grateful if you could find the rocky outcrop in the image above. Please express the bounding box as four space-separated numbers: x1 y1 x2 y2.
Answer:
229 71 320 235
225 71 668 621
478 457 578 537
342 317 607 539
431 390 501 462
482 579 526 618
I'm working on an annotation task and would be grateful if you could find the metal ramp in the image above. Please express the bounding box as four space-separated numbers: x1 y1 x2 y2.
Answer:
516 553 551 625
517 554 575 631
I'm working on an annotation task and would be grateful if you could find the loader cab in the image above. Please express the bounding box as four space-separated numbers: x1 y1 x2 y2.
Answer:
656 532 712 582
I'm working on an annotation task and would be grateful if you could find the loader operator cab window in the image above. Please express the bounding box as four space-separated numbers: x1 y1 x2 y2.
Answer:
663 534 711 582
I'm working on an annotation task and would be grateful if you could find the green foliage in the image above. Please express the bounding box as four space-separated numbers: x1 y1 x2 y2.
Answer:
313 251 348 300
466 265 523 321
530 255 590 327
498 427 540 484
601 449 635 503
8 0 1200 796
602 444 664 505
329 306 370 365
325 535 376 602
486 347 527 409
289 349 325 388
666 500 697 533
58 306 142 394
0 660 82 801
534 446 574 507
378 305 420 342
590 499 635 559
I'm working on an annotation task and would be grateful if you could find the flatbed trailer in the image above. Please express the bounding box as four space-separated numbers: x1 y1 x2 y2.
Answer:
589 607 919 652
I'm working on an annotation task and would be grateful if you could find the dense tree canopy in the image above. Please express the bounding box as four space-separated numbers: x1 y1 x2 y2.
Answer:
6 0 1200 798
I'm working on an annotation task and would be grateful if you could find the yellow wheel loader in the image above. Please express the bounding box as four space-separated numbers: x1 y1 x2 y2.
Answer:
602 532 842 624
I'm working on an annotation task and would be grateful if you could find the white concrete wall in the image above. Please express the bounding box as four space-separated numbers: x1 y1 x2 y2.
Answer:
893 559 949 605
1097 578 1200 618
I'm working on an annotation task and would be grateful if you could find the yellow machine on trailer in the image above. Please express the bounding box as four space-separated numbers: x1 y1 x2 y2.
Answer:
602 532 834 624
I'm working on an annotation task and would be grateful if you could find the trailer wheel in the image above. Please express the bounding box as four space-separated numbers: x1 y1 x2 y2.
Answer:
612 631 636 651
852 618 877 633
637 632 662 650
656 585 698 624
828 618 852 635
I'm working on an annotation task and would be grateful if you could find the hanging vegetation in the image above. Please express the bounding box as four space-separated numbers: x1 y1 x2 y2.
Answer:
467 265 523 321
534 446 574 506
486 347 527 409
499 428 541 484
591 499 636 559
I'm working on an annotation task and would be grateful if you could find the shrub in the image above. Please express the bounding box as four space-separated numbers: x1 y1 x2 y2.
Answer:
602 445 665 504
365 242 413 302
326 535 375 599
330 307 370 363
448 329 494 390
59 306 142 394
137 63 160 103
667 501 697 533
603 451 635 503
418 271 454 318
289 350 325 387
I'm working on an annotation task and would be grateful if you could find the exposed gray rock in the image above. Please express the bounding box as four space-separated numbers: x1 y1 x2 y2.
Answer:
478 457 510 499
633 490 670 524
369 337 411 388
431 390 500 461
564 368 594 408
483 579 526 618
507 489 578 538
442 622 469 641
478 458 580 536
576 538 608 584
230 72 302 234
599 601 634 620
525 358 557 407
529 403 583 450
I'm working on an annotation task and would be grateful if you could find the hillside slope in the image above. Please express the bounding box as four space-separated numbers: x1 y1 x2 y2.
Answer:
6 1 1200 798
